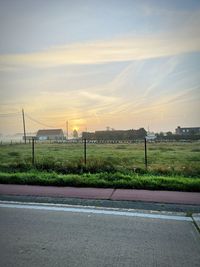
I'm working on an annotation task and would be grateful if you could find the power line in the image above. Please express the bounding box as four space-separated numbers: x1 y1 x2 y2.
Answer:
25 114 56 128
0 110 61 129
0 112 20 117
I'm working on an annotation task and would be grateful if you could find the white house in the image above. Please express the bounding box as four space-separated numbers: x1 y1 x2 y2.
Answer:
146 132 156 141
36 129 64 140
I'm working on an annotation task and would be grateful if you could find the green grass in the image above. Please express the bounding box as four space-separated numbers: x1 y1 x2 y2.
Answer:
0 141 199 175
0 170 199 192
0 141 200 191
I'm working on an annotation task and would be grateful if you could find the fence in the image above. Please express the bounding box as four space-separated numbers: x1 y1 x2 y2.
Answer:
29 138 148 168
0 139 199 175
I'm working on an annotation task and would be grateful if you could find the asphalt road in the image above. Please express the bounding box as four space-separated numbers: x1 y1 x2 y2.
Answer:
0 204 200 267
1 194 200 213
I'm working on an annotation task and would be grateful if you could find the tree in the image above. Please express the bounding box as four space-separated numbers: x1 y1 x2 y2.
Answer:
166 131 173 136
155 132 164 140
73 129 78 139
136 128 147 138
159 132 164 138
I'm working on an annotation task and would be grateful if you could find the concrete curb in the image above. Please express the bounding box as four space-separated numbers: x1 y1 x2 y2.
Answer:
192 214 200 230
0 184 200 205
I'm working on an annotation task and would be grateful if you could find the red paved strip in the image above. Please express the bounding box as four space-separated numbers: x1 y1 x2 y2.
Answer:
0 184 200 205
112 189 200 205
0 184 114 200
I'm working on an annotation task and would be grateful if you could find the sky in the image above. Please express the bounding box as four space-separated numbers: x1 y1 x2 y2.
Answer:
0 0 200 135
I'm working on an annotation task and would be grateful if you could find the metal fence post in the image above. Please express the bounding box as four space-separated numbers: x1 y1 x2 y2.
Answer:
144 137 147 170
32 137 35 165
84 138 87 165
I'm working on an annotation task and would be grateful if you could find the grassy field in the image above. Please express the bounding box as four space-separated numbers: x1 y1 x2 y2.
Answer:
0 141 200 191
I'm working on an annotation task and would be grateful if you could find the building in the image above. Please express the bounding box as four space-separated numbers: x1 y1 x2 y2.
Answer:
82 128 147 140
36 129 64 141
175 126 200 135
146 132 156 141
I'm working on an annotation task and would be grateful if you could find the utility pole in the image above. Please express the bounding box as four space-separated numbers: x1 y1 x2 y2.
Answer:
22 108 27 144
66 120 69 140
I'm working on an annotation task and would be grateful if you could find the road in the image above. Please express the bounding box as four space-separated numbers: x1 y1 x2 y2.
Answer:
0 203 200 267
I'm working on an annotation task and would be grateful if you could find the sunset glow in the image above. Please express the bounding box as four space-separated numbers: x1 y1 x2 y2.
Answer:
0 0 200 136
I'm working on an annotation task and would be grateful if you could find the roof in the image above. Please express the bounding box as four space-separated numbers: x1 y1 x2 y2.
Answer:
36 129 64 136
176 126 200 129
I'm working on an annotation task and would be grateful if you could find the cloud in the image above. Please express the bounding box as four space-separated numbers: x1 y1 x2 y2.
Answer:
0 18 200 68
25 57 198 125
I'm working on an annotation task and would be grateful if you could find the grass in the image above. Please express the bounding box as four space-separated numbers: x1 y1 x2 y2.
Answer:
0 170 199 192
0 141 200 191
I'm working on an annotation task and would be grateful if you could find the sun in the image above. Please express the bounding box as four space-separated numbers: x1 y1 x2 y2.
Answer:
73 126 79 131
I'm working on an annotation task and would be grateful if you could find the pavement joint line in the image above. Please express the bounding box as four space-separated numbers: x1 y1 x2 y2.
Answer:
109 188 116 199
0 202 193 221
191 216 200 235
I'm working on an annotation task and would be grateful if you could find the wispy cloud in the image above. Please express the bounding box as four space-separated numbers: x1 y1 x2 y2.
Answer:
0 22 200 68
1 2 200 134
12 54 197 130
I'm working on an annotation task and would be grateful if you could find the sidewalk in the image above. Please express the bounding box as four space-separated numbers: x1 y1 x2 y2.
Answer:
0 184 200 205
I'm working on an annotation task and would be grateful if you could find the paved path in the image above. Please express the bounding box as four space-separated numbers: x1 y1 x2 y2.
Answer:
0 203 200 267
0 184 200 205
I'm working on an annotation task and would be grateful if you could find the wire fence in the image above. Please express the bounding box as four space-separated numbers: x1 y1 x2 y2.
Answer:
0 139 199 176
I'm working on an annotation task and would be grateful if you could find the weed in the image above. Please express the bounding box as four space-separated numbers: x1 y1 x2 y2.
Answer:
0 171 199 192
186 211 193 217
191 148 200 152
115 145 127 149
0 142 199 180
7 152 20 157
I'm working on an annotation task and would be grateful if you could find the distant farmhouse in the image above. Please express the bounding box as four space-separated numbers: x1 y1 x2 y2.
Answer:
175 126 200 135
82 128 147 140
36 129 64 141
146 132 156 141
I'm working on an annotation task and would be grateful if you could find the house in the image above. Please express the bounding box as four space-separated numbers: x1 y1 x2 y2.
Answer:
146 132 156 141
175 126 200 135
36 129 64 141
82 128 147 140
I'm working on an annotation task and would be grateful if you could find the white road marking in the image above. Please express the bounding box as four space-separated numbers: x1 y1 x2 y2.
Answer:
193 216 200 221
0 202 192 221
